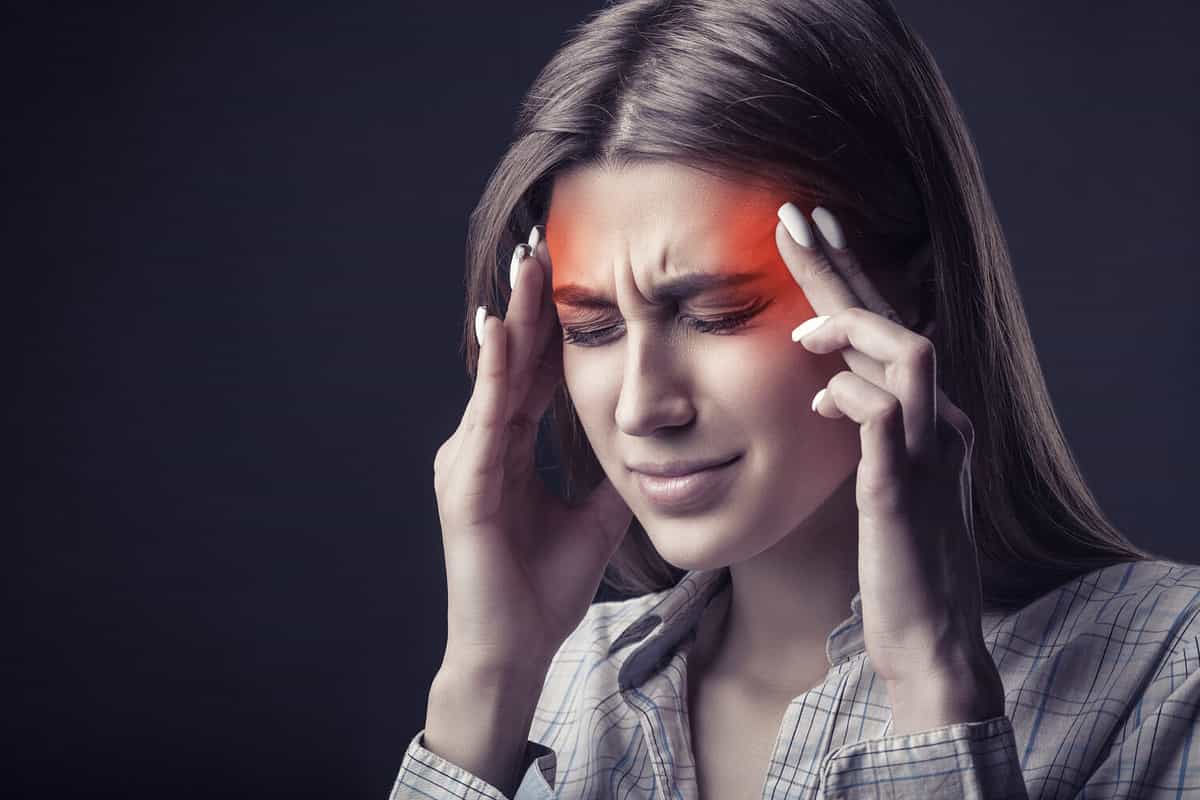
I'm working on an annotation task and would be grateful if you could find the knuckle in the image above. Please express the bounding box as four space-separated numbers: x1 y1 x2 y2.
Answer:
810 257 838 282
860 480 901 508
828 369 854 390
856 468 906 512
434 435 456 474
844 306 869 324
907 336 935 369
872 395 903 427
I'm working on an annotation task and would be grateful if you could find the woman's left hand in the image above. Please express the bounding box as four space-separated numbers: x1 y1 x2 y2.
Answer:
775 202 1005 733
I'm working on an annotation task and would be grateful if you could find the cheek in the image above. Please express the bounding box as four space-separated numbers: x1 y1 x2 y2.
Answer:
562 349 601 403
700 335 829 430
562 349 616 447
703 333 860 504
716 337 862 546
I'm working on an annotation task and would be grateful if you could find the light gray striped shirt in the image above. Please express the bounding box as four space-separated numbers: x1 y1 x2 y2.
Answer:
392 558 1200 798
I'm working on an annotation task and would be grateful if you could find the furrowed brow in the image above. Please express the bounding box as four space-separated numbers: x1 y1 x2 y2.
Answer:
553 271 764 309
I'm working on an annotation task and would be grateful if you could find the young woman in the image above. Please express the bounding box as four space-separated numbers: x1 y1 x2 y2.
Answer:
392 1 1198 797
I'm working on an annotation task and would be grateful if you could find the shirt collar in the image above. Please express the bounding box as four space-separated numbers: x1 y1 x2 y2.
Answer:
609 565 866 691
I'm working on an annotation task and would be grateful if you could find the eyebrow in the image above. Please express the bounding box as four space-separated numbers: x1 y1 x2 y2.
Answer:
552 271 765 309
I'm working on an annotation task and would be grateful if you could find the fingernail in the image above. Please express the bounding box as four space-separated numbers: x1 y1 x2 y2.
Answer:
791 314 830 342
475 305 487 347
510 243 530 289
528 224 543 250
811 387 827 413
811 207 846 250
777 202 813 248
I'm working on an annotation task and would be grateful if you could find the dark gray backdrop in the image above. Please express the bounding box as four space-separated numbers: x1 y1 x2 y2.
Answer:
8 1 1198 797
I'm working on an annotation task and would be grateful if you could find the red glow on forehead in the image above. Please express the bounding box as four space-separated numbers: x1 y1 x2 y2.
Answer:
545 173 806 307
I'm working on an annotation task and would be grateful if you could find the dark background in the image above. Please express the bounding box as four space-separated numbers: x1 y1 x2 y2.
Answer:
7 1 1198 797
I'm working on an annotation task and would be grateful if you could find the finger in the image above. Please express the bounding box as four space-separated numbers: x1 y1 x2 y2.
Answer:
518 326 564 425
513 228 566 424
811 207 936 336
456 304 490 436
809 206 906 327
813 370 909 512
795 306 937 464
775 205 862 318
775 203 883 394
502 236 547 426
461 310 509 484
786 203 935 339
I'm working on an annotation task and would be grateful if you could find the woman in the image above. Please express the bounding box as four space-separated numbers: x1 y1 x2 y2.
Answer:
392 1 1198 797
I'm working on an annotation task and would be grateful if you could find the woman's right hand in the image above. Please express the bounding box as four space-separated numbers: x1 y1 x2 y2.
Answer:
432 224 634 676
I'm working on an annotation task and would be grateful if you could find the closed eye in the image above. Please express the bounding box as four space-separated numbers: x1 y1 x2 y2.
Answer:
561 299 772 347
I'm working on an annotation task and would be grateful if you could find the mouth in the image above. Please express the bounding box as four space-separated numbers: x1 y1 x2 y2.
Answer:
631 454 741 513
627 454 741 478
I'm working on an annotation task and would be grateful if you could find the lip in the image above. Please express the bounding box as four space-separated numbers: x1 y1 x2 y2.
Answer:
631 455 741 513
627 455 739 477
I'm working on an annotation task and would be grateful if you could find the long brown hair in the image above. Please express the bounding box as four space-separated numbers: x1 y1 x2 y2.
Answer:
456 0 1158 609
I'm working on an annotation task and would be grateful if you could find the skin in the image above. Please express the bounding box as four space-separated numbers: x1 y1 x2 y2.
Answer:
545 161 915 694
545 159 1006 746
442 158 1005 797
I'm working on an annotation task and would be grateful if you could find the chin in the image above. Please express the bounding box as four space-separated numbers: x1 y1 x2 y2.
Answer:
638 511 766 573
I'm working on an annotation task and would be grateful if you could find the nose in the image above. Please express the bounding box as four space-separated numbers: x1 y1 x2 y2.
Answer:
613 325 696 437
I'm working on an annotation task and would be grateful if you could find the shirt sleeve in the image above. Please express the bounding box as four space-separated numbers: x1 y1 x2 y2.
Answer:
388 729 557 800
817 715 1029 799
1073 644 1200 798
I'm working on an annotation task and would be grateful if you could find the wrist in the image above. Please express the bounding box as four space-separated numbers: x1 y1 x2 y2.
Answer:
435 652 551 699
425 658 550 798
885 651 1005 736
442 636 558 678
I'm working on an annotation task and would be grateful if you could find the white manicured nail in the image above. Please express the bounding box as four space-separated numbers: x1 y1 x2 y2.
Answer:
791 315 830 342
475 305 487 347
777 202 813 248
811 388 827 413
811 206 845 249
510 243 529 289
528 224 542 250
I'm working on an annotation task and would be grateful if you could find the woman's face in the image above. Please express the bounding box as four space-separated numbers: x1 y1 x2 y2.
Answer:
545 161 863 571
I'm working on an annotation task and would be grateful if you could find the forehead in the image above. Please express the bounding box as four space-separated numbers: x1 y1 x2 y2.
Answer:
545 162 795 307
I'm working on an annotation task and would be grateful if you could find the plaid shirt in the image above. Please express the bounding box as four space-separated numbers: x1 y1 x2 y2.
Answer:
392 558 1200 799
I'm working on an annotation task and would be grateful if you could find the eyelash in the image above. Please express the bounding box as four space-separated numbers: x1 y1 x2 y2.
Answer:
561 301 770 347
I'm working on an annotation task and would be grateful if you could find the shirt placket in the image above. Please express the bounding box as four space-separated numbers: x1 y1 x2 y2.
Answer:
621 645 700 800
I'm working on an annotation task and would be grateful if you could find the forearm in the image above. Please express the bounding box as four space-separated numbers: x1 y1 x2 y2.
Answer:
423 658 548 799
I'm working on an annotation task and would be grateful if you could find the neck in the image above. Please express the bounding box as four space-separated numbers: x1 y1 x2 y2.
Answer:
691 471 860 695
